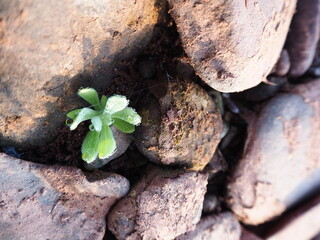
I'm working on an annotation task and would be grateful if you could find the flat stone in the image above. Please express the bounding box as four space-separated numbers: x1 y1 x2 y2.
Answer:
107 165 208 240
0 0 165 150
0 153 130 240
168 0 297 92
227 80 320 224
176 212 241 240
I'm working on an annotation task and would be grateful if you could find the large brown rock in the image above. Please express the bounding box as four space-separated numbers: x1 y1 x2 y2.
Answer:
107 165 208 240
168 0 297 92
227 80 320 225
176 212 241 240
0 153 130 240
0 0 164 150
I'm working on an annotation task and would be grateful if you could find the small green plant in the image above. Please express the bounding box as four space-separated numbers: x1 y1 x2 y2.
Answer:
66 88 141 163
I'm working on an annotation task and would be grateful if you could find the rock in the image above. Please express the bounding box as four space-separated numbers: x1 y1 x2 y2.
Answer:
202 194 219 214
241 228 263 240
204 150 228 179
313 233 320 240
286 0 320 77
84 126 132 170
134 66 222 171
167 0 297 92
237 76 287 102
272 49 291 77
0 0 165 150
227 80 320 225
176 212 241 240
0 153 130 240
267 196 320 240
107 165 208 240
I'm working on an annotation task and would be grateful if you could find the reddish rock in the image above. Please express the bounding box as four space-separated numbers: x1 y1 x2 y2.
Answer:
168 0 297 92
134 69 223 171
107 165 208 240
227 80 320 225
0 153 129 240
176 212 241 240
0 0 165 150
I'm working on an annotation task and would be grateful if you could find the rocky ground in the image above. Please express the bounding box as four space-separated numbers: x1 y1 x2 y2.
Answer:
1 0 320 239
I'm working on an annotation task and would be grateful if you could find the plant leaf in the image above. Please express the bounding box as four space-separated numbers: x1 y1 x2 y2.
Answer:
70 108 99 130
113 118 135 133
78 88 101 111
91 116 102 132
66 109 82 120
105 95 129 114
100 95 107 110
81 130 99 163
98 124 116 159
111 107 141 125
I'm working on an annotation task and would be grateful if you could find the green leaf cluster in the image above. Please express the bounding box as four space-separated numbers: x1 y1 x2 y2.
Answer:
66 88 141 163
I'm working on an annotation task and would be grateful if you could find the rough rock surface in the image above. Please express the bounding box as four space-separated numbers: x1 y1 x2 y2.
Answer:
227 80 320 225
107 165 208 240
0 0 164 150
84 126 132 170
135 74 222 171
176 212 241 240
0 153 130 240
168 0 297 92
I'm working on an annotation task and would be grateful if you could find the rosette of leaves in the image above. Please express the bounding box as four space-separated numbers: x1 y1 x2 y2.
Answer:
66 88 141 163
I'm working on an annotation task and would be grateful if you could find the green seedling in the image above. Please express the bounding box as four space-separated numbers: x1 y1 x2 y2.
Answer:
66 88 141 163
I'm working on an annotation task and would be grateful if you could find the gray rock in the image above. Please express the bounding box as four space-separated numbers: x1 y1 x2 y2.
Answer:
168 0 297 92
238 76 287 102
272 49 291 77
227 80 320 225
286 0 320 77
107 165 208 240
176 212 241 240
202 194 219 214
0 0 165 150
0 153 130 240
84 126 132 170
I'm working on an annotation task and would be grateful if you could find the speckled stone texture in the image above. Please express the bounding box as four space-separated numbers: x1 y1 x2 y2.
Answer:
0 153 130 240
